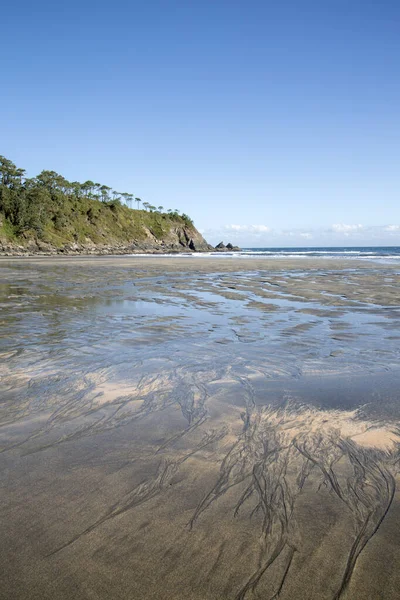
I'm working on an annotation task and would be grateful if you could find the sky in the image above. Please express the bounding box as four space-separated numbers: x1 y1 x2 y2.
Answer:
2 0 400 247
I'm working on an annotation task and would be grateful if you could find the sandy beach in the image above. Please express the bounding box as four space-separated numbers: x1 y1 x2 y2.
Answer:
0 256 399 599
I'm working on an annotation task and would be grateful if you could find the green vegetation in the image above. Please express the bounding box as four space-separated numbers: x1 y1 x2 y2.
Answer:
0 155 194 247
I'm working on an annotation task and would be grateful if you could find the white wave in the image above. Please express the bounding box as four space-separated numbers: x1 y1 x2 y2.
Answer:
122 248 400 263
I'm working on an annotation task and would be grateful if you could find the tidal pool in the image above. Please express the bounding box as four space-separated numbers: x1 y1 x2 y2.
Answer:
0 256 399 600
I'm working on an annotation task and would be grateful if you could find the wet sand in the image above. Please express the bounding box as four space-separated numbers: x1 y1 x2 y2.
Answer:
0 256 399 599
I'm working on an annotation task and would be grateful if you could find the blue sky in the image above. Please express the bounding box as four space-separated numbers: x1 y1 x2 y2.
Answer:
2 1 400 246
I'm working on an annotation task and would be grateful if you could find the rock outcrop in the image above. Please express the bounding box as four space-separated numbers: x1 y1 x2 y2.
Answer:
214 241 241 252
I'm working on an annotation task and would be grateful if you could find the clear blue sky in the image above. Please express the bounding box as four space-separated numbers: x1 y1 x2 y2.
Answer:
2 1 400 246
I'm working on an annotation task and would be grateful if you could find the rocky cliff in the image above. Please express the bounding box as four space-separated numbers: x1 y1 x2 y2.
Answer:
0 204 214 256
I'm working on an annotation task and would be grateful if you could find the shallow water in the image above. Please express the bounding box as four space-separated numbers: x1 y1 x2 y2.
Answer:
0 257 399 600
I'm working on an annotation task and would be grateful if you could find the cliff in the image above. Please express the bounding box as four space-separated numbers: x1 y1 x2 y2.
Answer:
0 202 213 255
0 154 218 255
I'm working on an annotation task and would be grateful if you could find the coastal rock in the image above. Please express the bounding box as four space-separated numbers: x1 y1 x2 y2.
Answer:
214 241 241 252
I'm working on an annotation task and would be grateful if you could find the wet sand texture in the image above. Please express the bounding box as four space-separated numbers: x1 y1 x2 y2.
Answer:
0 257 400 599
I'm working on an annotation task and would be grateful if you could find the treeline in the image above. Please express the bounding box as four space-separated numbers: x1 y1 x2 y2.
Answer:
0 155 193 236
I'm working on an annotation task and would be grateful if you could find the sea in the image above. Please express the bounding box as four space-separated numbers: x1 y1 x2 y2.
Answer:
239 246 400 263
130 246 400 263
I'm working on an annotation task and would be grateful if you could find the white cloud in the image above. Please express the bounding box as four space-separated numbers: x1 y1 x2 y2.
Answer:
331 223 363 233
280 229 313 238
225 224 271 233
200 222 400 247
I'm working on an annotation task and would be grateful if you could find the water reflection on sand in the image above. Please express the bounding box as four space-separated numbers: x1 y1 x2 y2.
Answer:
0 257 399 600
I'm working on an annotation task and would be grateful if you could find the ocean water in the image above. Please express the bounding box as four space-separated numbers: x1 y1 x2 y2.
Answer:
129 246 400 263
241 246 400 262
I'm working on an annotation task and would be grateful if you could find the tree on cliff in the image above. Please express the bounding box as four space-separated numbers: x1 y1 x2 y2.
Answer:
0 156 25 186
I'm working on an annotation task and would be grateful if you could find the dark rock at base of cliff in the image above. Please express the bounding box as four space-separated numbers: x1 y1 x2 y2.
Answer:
0 238 215 257
215 241 226 250
214 241 241 252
